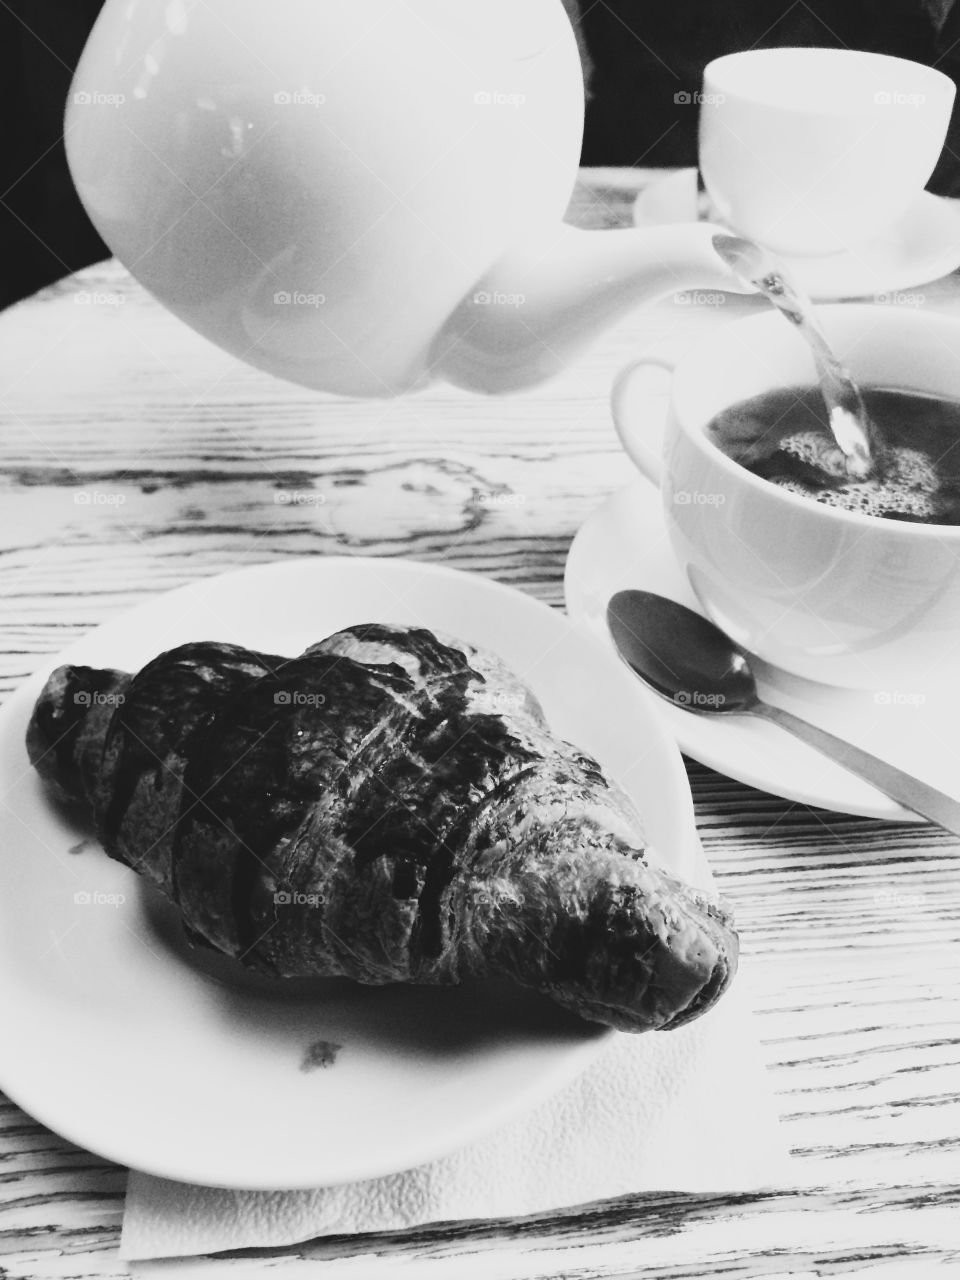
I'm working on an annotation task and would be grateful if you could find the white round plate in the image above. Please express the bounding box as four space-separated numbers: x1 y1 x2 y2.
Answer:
564 481 960 823
633 171 960 301
0 556 702 1189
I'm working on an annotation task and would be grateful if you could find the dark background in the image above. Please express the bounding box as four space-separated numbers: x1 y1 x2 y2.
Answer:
3 0 960 310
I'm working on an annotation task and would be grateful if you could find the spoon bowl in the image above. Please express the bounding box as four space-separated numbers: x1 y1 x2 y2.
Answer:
607 591 757 713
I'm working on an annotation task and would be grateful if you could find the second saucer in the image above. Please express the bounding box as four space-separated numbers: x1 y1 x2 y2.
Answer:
564 480 960 822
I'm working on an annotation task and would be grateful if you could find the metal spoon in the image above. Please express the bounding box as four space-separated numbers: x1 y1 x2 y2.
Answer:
712 232 885 480
607 589 960 835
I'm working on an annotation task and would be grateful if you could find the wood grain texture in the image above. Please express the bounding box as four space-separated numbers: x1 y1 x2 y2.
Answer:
1 169 959 1278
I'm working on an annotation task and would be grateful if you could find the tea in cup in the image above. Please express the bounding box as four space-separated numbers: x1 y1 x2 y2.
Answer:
705 385 960 525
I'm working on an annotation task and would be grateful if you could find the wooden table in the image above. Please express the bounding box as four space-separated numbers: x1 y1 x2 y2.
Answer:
1 169 959 1278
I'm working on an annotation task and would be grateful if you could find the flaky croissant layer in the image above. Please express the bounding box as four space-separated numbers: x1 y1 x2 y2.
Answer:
27 624 738 1032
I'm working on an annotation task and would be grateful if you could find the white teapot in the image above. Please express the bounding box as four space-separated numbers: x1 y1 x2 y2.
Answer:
66 0 741 396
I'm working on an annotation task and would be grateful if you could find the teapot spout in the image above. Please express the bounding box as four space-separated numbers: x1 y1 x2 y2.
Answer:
432 222 753 393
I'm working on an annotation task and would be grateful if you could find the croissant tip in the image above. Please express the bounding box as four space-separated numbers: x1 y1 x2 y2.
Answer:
659 943 739 1031
27 663 125 805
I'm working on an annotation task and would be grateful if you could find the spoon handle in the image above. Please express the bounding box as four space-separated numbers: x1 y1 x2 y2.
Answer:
753 702 960 836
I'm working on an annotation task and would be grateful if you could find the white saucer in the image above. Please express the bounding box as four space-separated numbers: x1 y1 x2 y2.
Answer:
632 169 960 301
564 479 960 822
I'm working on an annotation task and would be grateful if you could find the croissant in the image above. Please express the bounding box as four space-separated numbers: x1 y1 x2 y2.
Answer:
26 623 737 1032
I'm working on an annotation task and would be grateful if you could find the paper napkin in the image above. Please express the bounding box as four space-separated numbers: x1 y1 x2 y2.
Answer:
120 975 789 1261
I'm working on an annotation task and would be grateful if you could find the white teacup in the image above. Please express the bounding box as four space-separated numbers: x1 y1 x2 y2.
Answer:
612 306 960 690
699 48 955 256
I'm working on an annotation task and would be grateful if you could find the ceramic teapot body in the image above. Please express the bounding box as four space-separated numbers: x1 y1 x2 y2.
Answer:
67 0 739 395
